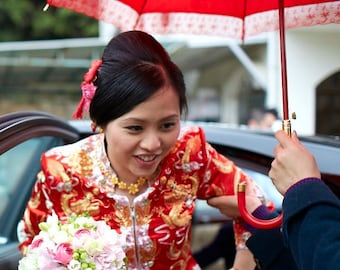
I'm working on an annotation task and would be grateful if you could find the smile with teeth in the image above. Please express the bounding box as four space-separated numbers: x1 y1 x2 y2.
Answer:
137 155 157 162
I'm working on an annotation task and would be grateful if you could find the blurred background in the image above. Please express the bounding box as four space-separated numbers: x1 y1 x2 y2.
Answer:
1 0 340 136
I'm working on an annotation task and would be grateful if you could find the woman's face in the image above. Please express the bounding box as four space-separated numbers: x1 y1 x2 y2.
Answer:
104 86 181 181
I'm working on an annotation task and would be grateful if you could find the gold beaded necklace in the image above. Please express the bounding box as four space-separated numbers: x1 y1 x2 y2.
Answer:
111 175 147 195
96 158 148 195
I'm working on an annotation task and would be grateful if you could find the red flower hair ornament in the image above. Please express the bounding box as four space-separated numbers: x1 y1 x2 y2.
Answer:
72 60 103 119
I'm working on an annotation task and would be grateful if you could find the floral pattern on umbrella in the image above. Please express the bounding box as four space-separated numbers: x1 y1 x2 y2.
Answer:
46 0 340 40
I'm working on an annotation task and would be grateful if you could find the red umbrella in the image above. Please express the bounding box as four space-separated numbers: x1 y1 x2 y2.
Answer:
44 0 340 228
45 0 338 40
44 0 339 117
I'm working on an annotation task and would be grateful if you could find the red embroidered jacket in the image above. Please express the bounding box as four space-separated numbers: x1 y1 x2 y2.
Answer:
18 126 261 269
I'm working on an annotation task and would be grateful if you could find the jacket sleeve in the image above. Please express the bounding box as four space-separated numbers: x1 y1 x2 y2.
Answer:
17 167 52 254
194 127 273 251
246 207 298 270
17 152 73 254
282 178 340 270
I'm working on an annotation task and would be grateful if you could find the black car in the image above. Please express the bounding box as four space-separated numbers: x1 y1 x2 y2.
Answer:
1 111 339 270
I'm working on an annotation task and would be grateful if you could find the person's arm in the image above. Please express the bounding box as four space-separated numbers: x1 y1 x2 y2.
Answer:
208 193 278 270
269 130 340 269
282 178 340 270
268 130 320 194
247 227 297 270
207 181 264 270
245 206 297 270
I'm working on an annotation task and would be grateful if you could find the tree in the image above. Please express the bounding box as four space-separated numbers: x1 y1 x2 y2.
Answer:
0 0 98 41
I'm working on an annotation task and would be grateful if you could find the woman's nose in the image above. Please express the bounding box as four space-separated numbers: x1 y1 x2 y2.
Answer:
140 132 161 151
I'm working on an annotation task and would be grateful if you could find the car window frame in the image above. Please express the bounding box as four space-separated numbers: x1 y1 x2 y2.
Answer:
0 111 80 243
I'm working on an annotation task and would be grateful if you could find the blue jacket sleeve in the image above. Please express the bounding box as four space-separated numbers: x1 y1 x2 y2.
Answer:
282 178 340 270
246 206 297 270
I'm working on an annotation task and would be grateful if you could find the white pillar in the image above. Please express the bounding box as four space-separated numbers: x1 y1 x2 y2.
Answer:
99 21 119 42
266 32 282 117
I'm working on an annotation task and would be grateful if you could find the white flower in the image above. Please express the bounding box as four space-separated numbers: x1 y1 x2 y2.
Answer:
67 259 82 270
18 250 39 270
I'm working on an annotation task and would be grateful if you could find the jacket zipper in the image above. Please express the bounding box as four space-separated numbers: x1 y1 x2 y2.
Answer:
130 205 142 269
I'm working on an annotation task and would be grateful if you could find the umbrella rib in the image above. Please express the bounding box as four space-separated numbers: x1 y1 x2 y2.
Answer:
242 0 248 41
133 0 149 29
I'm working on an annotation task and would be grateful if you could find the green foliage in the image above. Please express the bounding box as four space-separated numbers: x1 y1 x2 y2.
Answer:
0 0 98 41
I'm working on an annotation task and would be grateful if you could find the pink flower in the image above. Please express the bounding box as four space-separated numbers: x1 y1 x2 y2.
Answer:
54 243 73 265
38 247 63 270
81 82 97 111
72 59 102 119
74 228 91 238
31 238 43 249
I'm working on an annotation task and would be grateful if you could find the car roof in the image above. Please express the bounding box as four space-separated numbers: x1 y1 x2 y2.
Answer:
69 119 340 176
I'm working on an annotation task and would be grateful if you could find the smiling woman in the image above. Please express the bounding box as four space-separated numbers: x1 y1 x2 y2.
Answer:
15 31 274 270
103 86 181 198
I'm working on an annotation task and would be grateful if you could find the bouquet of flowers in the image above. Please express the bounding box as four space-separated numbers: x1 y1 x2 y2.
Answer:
18 214 127 270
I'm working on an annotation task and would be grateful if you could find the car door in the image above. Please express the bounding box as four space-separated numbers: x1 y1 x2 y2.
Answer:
0 111 79 270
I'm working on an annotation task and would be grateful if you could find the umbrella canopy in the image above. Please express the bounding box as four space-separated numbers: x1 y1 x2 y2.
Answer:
46 0 339 40
45 0 340 118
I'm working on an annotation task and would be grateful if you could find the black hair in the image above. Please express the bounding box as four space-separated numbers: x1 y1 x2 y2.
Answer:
89 30 187 126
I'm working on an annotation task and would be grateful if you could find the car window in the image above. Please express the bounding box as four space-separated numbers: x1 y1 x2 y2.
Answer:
0 139 43 217
242 168 283 209
0 136 66 235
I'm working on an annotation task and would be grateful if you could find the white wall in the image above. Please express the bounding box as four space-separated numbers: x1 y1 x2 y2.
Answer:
272 25 340 135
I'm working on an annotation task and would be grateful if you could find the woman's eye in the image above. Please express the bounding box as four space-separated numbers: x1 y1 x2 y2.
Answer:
126 125 142 132
161 122 176 130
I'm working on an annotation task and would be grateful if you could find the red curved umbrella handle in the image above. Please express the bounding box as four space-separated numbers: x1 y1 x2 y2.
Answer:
237 183 282 229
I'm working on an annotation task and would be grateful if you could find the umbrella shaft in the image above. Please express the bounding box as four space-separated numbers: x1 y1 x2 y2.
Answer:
279 0 289 120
